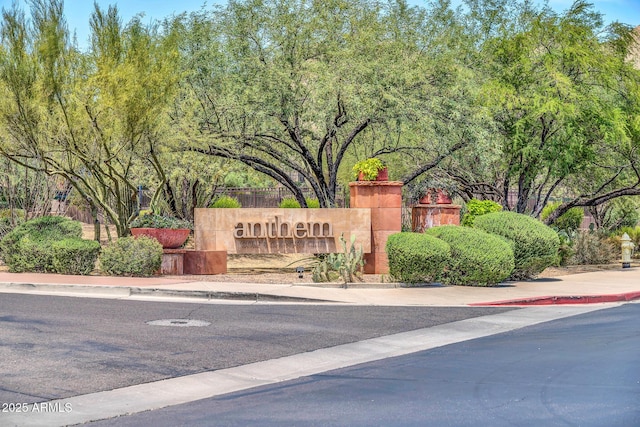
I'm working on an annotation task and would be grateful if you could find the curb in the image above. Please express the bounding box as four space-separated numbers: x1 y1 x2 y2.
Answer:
0 282 332 303
469 291 640 306
131 287 331 303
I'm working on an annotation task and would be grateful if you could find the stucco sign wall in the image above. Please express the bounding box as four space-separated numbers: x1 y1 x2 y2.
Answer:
194 208 371 254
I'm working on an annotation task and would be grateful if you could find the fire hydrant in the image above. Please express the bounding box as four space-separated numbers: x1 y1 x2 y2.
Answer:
621 233 635 269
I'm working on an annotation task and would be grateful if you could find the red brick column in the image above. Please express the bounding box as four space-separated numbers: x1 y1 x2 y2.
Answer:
349 181 403 274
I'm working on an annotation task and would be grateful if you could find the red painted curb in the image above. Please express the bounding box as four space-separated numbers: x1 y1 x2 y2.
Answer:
469 291 640 306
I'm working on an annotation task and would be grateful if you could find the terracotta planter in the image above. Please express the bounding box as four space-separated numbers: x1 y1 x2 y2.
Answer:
130 228 191 249
418 189 452 205
357 167 389 182
375 167 389 181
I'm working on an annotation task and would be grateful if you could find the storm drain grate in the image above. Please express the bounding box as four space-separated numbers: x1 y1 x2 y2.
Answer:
146 319 211 327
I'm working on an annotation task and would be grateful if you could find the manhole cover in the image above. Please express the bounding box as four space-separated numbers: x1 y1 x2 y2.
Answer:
146 319 211 327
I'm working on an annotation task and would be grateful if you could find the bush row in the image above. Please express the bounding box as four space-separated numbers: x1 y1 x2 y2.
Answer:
386 233 450 285
0 216 163 276
0 216 99 274
99 236 162 276
424 226 514 286
279 197 321 208
209 195 324 209
387 211 559 286
1 211 563 281
474 211 559 280
460 199 502 226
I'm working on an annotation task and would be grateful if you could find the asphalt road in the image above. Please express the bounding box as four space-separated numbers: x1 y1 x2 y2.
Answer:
0 293 511 404
88 303 640 427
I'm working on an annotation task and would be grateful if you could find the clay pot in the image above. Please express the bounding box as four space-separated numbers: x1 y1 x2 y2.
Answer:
418 189 452 205
357 167 389 182
375 167 389 181
130 228 191 249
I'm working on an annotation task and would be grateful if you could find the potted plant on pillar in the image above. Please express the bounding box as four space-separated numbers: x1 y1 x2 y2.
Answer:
409 179 456 205
129 213 193 249
352 158 388 181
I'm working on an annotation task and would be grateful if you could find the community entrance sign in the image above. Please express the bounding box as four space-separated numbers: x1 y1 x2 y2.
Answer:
194 208 371 254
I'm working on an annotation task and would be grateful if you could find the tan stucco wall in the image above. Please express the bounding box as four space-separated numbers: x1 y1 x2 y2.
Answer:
194 208 371 254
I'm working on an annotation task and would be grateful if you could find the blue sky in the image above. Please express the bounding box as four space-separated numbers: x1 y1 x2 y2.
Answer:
1 0 638 50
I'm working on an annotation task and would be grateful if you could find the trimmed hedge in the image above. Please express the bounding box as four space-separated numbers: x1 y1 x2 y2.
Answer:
52 239 101 275
210 196 242 208
99 235 162 276
461 199 502 227
0 209 24 241
474 211 560 279
0 216 84 273
279 197 301 208
386 232 451 284
306 198 321 208
424 226 514 286
279 197 320 208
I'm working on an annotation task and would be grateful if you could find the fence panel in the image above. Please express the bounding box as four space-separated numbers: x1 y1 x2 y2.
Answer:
214 187 346 208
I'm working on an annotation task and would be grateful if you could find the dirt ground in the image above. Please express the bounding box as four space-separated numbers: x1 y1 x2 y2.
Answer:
178 258 624 285
81 223 117 244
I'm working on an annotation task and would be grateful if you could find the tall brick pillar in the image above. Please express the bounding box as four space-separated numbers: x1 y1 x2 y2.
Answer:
349 181 403 274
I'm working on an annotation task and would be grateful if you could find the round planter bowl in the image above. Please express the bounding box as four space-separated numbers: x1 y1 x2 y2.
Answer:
130 228 191 249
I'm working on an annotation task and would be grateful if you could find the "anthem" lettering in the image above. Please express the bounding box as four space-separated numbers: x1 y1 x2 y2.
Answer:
233 215 333 239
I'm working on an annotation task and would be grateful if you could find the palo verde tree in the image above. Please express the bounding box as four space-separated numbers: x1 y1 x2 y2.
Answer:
0 0 179 238
445 0 640 221
171 0 473 207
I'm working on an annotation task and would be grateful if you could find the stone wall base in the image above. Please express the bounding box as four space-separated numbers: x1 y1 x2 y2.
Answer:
160 250 227 275
161 249 186 275
184 250 227 275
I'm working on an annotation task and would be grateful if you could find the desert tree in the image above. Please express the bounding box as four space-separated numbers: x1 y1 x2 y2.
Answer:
171 0 476 207
442 0 640 223
0 0 179 238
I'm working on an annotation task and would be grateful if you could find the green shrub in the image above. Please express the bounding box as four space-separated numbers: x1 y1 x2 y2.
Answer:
352 157 385 181
51 239 101 275
306 198 320 208
6 235 54 272
424 226 514 286
279 197 321 208
0 216 83 272
461 199 503 226
0 208 25 220
474 211 560 279
569 231 616 265
554 230 576 266
0 209 24 241
99 236 162 277
540 202 584 233
279 197 301 208
2 215 82 243
386 232 451 285
210 195 242 208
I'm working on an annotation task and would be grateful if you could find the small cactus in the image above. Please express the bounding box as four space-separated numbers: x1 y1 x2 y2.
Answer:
312 233 364 286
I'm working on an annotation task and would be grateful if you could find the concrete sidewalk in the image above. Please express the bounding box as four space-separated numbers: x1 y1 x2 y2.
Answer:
0 267 638 306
